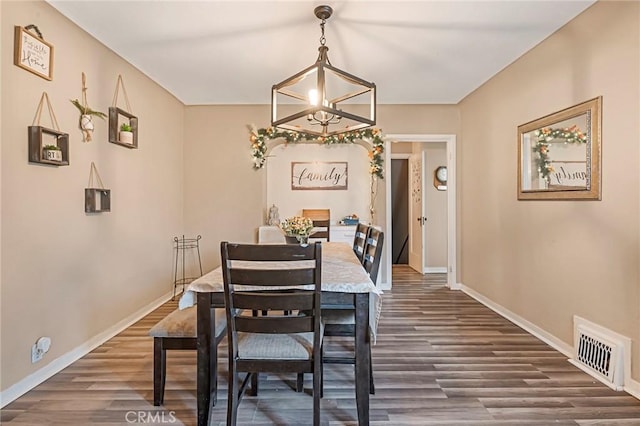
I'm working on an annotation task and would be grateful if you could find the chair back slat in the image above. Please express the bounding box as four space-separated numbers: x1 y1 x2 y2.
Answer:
233 291 315 312
352 223 370 264
228 268 316 287
226 243 317 261
235 315 314 334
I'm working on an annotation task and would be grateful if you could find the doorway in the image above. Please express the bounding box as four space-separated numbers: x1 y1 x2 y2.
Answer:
391 158 409 264
384 134 457 290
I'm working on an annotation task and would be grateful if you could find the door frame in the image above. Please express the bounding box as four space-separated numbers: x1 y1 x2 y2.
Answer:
384 134 458 290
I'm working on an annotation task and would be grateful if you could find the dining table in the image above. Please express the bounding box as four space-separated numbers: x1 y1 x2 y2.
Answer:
179 241 383 426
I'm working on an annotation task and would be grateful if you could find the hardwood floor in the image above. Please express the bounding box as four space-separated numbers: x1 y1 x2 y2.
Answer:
2 265 639 425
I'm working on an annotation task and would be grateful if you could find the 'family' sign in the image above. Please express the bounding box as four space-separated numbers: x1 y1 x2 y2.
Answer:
291 162 348 190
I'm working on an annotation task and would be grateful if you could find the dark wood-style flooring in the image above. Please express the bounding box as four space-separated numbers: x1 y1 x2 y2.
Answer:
2 265 640 425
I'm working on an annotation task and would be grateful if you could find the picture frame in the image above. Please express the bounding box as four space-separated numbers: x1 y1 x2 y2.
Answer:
517 97 602 200
14 26 53 81
291 161 348 190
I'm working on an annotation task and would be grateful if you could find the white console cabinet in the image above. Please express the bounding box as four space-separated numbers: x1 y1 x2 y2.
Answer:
259 224 356 244
330 225 356 244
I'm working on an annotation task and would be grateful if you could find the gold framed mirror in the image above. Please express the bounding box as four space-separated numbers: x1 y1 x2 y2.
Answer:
517 97 602 200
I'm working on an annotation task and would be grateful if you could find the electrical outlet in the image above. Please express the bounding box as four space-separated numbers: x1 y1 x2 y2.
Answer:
31 344 43 363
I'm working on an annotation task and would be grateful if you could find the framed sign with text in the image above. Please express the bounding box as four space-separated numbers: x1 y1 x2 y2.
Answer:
14 26 53 81
291 162 348 190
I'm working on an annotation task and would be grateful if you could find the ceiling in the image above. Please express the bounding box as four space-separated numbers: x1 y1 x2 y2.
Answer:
47 1 596 105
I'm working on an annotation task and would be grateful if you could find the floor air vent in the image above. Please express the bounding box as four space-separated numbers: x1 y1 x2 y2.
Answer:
569 316 630 391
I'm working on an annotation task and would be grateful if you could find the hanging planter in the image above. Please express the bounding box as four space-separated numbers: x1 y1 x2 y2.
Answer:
108 74 138 149
119 123 134 145
42 144 62 162
70 73 106 142
28 92 69 166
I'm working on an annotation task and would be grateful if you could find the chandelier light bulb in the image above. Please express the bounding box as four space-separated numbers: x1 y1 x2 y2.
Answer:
308 89 319 106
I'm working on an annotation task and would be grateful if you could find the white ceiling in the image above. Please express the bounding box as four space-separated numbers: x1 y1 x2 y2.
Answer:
47 0 596 105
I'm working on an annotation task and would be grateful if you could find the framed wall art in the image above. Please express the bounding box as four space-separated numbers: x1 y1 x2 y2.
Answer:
517 97 602 200
291 161 348 190
14 26 53 81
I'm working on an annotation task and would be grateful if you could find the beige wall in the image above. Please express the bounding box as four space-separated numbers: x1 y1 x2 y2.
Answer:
182 104 461 284
266 143 371 223
1 1 184 392
182 106 266 273
459 1 640 382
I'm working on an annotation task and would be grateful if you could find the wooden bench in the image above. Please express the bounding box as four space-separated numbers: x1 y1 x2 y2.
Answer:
148 305 226 406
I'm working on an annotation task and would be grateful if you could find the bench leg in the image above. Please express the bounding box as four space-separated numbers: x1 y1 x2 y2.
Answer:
153 338 166 405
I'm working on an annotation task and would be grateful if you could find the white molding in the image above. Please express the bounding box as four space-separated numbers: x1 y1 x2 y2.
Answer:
385 134 457 291
425 267 447 273
460 283 573 357
461 284 640 402
625 378 640 400
0 289 178 408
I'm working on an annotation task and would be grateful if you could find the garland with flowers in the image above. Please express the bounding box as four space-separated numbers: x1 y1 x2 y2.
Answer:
533 125 587 182
248 126 385 179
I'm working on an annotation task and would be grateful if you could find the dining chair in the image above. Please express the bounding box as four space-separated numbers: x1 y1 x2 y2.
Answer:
352 223 370 263
302 208 331 241
322 228 384 395
220 241 324 426
148 305 227 406
363 228 385 284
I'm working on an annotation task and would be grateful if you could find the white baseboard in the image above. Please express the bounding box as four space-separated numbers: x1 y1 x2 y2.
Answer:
461 283 640 402
625 378 640 400
424 267 448 273
0 288 178 408
459 283 573 357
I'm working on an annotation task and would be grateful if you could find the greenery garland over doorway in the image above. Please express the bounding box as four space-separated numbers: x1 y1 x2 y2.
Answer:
248 126 385 179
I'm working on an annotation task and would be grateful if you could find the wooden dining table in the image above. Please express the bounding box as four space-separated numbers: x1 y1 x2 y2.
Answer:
180 242 382 426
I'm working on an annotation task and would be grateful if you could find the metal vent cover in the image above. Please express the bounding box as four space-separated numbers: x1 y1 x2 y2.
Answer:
569 316 629 391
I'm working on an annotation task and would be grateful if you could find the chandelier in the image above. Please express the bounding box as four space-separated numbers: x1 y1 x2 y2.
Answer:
271 5 376 137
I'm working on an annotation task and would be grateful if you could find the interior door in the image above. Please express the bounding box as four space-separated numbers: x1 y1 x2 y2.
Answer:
408 151 426 273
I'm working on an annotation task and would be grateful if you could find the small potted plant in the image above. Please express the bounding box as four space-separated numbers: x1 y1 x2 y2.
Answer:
70 98 107 142
42 144 62 162
281 216 314 246
119 122 133 144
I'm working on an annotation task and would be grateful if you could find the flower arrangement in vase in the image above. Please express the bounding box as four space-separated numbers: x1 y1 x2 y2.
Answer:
280 216 314 246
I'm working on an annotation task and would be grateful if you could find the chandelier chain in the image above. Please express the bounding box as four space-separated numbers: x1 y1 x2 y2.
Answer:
319 19 326 46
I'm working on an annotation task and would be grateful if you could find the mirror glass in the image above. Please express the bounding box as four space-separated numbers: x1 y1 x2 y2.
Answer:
518 97 601 200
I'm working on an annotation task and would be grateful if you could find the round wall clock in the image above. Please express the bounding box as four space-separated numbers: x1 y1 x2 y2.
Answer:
434 166 447 190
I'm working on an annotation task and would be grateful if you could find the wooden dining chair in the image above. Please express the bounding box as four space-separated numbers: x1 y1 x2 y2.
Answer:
322 228 384 395
148 305 227 406
302 209 330 241
352 223 370 264
220 241 324 426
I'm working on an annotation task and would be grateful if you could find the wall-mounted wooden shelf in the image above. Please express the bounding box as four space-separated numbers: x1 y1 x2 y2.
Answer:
109 107 138 149
85 188 111 213
28 125 69 166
